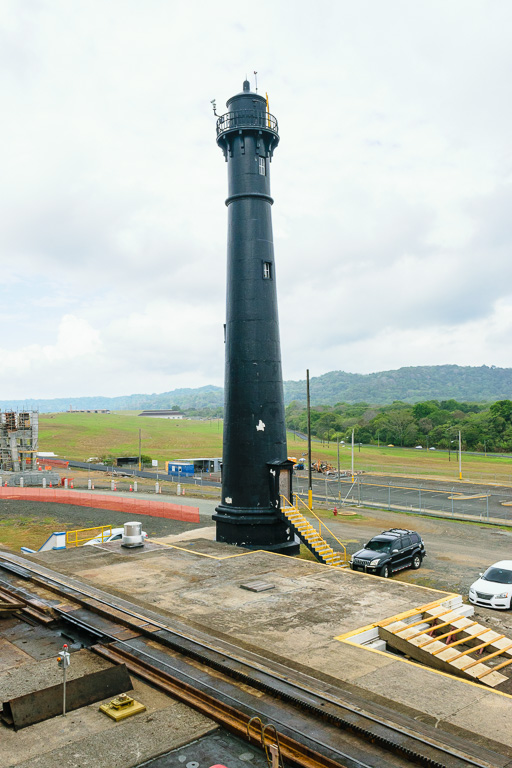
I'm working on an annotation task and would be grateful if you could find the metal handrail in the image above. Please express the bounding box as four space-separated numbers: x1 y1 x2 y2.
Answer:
216 109 278 137
66 525 112 547
280 494 347 562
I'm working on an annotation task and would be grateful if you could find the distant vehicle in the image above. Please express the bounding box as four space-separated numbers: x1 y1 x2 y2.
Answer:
415 445 423 449
349 528 426 578
429 447 436 450
469 561 512 610
387 444 394 447
84 528 148 546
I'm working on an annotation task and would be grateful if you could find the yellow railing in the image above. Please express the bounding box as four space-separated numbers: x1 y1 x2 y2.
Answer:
66 525 112 547
280 494 347 563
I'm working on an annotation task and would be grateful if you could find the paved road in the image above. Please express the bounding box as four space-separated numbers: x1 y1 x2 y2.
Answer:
293 472 512 524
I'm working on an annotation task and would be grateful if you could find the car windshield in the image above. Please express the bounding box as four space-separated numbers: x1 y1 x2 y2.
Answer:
365 539 392 553
482 567 512 584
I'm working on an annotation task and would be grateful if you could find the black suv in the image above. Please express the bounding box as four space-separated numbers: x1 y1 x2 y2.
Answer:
349 529 426 578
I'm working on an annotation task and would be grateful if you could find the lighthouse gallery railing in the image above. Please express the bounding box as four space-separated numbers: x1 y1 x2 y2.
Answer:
216 110 278 137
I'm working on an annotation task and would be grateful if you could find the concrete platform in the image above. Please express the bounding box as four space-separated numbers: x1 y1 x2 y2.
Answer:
23 530 512 754
0 619 215 768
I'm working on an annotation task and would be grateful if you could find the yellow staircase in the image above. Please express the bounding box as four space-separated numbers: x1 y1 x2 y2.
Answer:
280 495 346 567
380 605 512 691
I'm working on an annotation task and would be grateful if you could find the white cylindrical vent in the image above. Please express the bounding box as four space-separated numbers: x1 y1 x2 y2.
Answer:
122 521 144 548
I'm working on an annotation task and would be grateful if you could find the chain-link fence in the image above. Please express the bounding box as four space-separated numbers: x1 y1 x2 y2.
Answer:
294 475 512 525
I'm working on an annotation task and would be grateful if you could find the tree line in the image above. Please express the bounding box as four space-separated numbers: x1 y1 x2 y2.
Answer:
284 399 512 452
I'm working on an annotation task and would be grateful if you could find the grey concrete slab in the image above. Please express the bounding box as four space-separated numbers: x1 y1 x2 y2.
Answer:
2 677 215 768
7 539 512 755
355 656 490 720
0 648 112 702
448 693 512 748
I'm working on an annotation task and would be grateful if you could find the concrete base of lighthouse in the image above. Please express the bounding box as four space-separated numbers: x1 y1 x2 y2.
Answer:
213 505 300 554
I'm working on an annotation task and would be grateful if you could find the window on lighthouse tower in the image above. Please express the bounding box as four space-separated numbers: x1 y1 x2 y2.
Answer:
259 157 266 175
263 262 272 279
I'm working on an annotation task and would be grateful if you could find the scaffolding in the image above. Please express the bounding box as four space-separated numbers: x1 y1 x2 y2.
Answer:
0 410 38 472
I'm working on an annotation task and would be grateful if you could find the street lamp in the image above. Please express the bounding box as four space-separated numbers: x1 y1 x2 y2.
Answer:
458 429 462 480
351 429 355 482
448 431 462 479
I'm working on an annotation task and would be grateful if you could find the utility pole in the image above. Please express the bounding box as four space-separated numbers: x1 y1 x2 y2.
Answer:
351 429 355 482
337 436 341 499
307 369 312 509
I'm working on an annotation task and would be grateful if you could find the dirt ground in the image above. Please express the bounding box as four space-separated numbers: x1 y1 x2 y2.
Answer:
0 500 201 550
327 506 512 635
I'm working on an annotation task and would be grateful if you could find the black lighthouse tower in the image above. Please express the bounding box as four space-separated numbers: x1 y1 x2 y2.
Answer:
213 80 299 554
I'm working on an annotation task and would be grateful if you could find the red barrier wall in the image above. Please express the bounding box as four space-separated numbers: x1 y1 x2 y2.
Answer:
0 488 200 523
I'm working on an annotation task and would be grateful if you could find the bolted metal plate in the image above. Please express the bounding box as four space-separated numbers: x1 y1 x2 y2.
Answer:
139 728 268 768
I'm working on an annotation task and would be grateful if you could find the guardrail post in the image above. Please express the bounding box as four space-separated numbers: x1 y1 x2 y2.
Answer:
134 481 138 492
87 479 92 490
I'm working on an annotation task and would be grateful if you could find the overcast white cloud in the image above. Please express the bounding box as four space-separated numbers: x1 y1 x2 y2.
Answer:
1 0 512 398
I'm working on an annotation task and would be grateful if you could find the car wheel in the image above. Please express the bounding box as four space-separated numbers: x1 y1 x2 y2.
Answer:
412 553 422 570
380 564 390 578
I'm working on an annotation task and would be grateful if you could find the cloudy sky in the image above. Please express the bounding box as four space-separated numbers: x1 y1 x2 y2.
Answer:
1 0 512 399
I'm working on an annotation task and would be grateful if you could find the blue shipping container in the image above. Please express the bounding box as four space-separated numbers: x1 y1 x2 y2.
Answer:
167 461 194 477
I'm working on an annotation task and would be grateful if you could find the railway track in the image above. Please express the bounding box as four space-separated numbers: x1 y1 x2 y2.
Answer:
0 552 509 768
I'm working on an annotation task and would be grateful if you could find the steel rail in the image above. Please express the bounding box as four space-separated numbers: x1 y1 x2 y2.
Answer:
93 642 368 768
0 555 504 768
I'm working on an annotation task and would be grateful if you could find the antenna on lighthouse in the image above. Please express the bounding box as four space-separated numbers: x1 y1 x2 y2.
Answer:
253 71 258 92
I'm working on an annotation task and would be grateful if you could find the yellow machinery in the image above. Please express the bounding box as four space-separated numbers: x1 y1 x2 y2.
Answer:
99 694 146 721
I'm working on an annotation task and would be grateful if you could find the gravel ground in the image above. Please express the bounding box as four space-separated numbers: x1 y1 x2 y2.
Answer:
0 499 203 541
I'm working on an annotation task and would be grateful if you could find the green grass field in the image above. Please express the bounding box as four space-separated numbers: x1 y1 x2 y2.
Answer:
38 412 512 484
40 412 224 463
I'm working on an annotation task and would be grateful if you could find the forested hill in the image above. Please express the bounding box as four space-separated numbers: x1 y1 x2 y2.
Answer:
283 365 512 405
1 365 511 412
